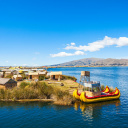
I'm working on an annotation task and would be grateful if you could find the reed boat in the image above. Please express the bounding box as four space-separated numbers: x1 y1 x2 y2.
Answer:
73 71 120 103
80 87 120 103
73 85 110 100
73 83 120 103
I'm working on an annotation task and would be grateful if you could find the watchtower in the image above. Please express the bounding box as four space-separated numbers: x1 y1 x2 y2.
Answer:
79 71 90 88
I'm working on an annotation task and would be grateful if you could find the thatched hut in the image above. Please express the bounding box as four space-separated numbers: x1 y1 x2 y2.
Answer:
28 71 47 80
28 72 39 80
4 71 12 77
0 78 17 89
1 69 18 77
50 71 62 81
13 74 23 81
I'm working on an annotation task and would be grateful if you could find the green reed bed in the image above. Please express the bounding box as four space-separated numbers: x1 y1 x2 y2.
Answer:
0 82 74 105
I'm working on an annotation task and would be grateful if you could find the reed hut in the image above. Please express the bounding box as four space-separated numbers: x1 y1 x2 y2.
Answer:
28 72 39 80
1 69 17 77
50 71 62 81
4 71 12 77
0 78 17 89
13 74 23 81
28 71 47 80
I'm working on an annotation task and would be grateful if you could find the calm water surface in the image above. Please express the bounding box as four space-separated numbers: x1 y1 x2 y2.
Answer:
0 67 128 128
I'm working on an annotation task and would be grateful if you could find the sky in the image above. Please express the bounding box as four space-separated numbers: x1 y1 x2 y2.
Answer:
0 0 128 66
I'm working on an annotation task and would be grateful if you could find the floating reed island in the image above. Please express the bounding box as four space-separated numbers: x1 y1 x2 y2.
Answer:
0 67 119 105
0 76 79 105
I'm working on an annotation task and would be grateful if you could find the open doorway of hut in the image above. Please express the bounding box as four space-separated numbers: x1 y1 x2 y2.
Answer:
53 75 55 79
30 75 32 79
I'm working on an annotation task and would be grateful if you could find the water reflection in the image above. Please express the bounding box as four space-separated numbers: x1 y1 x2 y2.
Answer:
0 101 53 110
74 100 121 120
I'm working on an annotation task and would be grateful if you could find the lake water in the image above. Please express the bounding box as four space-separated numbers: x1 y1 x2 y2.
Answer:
0 67 128 128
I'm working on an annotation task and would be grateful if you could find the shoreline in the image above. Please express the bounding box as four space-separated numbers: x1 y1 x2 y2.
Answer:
47 65 128 68
0 99 75 105
0 99 54 102
1 66 128 69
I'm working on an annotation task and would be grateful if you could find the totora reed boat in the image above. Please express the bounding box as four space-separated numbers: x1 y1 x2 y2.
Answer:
73 71 120 103
73 83 120 103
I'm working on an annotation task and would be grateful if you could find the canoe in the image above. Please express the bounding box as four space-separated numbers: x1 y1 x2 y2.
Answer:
80 87 120 103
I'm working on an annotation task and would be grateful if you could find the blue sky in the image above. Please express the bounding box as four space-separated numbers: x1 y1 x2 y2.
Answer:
0 0 128 66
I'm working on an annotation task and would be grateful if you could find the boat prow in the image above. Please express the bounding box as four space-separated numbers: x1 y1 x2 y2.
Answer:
102 86 110 93
73 89 81 100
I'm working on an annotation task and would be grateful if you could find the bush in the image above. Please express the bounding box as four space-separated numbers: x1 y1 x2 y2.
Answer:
0 89 5 99
62 75 77 81
19 82 30 89
54 89 69 100
11 87 39 100
21 73 28 79
39 76 45 81
37 82 53 99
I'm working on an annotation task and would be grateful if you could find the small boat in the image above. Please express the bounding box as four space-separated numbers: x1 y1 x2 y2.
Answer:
73 81 120 103
80 87 120 103
73 85 109 100
73 71 120 103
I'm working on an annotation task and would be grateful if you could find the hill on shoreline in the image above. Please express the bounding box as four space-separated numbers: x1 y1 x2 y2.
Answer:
52 58 128 67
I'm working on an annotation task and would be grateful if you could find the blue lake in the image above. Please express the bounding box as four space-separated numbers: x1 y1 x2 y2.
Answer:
0 67 128 128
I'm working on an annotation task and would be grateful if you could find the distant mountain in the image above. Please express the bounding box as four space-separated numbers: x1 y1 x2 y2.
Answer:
52 58 128 67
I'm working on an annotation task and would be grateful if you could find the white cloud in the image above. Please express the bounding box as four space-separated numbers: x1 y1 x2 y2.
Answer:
5 60 8 63
74 51 85 55
65 36 128 52
71 42 75 45
116 37 128 47
50 51 85 57
50 36 128 58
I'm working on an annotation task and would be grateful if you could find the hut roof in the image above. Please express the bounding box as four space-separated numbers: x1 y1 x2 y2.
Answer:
29 72 39 75
0 78 11 85
50 71 62 76
38 71 47 75
22 69 29 72
31 69 38 71
5 71 12 74
38 69 45 71
13 75 22 78
1 69 13 72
